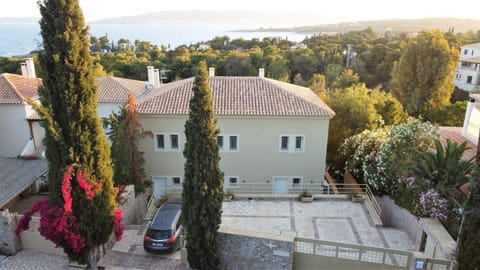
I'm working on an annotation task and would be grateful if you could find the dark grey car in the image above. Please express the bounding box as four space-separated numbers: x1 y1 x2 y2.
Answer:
143 199 183 253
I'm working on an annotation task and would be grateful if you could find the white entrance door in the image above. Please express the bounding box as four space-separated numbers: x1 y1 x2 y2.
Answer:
274 177 289 194
153 177 167 197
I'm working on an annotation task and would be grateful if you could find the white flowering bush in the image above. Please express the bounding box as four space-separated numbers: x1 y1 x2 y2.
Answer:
414 189 448 221
341 128 390 187
375 118 438 194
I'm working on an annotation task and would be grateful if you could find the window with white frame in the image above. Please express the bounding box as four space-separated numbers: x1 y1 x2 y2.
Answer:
292 177 302 188
464 49 468 55
218 134 239 152
171 177 181 188
229 136 238 151
217 135 224 150
170 134 179 149
226 176 239 188
295 136 304 151
280 136 289 151
155 133 180 151
279 135 305 153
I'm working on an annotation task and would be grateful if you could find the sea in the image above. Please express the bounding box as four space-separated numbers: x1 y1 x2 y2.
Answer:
0 23 309 57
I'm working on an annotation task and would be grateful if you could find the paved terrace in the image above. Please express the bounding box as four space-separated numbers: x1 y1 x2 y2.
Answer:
221 199 416 251
1 198 415 269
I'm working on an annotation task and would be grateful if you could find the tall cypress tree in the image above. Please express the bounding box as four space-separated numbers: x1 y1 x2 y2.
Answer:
35 0 116 266
182 61 224 269
457 169 480 269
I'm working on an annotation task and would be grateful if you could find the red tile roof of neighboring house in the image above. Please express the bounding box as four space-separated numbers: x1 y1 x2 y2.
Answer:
0 73 42 104
97 76 146 103
0 74 146 105
137 76 335 117
439 126 477 161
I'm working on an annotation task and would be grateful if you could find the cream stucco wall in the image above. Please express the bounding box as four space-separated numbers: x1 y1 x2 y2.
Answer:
0 104 30 157
464 103 480 143
139 115 330 195
97 103 123 119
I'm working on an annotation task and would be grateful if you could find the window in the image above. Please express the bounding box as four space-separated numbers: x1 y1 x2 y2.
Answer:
217 135 224 150
229 136 238 151
156 134 165 150
292 177 301 188
295 136 304 151
280 136 289 151
218 134 239 152
227 177 239 188
472 50 475 56
155 133 180 151
280 135 305 153
172 177 181 188
170 134 179 149
464 49 468 55
467 75 473 84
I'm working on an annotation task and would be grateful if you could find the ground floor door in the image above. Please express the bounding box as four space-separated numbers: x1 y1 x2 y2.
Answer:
273 177 289 194
153 177 167 198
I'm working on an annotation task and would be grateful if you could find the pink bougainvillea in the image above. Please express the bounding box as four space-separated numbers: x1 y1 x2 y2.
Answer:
14 198 86 252
113 208 124 241
15 164 123 254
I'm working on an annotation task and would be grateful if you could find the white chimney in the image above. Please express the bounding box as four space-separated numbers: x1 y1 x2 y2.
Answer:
21 63 28 77
209 67 215 77
153 69 160 87
25 58 36 78
147 66 154 86
21 58 36 78
258 68 265 78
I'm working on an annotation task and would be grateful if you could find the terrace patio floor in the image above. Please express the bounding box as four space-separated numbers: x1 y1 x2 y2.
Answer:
221 198 416 251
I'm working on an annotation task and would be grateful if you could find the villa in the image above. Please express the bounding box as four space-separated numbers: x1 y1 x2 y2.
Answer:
137 68 335 197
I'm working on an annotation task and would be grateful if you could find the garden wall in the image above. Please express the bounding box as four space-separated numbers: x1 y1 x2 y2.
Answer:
0 210 20 255
217 227 294 270
376 196 423 249
118 185 149 225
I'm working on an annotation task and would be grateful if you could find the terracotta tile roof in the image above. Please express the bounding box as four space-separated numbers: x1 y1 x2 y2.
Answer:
0 73 42 104
97 76 147 103
137 76 335 117
439 126 477 161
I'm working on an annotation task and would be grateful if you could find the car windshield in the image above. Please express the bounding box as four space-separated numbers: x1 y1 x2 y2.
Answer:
146 229 171 240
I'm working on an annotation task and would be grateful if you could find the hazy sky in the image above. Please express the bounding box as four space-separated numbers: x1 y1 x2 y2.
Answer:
1 0 479 22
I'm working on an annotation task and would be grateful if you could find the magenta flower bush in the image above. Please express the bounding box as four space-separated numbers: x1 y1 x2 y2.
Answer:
414 189 448 221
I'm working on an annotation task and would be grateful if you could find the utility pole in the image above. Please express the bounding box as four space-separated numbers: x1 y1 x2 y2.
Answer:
346 44 352 67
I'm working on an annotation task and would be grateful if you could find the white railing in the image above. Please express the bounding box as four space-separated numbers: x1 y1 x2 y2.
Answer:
144 192 157 221
295 237 412 268
294 237 455 270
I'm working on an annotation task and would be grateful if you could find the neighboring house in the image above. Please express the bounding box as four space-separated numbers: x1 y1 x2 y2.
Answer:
0 61 43 158
0 158 47 210
137 68 335 197
0 59 152 157
455 43 480 91
96 76 148 126
290 42 308 49
198 43 211 50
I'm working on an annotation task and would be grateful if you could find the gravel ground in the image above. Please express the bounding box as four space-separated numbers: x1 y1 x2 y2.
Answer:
0 250 71 270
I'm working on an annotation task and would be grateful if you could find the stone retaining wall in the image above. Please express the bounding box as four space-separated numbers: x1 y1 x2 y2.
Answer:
0 210 21 255
217 227 294 270
118 185 149 225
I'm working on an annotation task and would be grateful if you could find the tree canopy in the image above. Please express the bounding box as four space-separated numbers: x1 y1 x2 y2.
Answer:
27 0 119 267
182 61 224 269
391 30 459 116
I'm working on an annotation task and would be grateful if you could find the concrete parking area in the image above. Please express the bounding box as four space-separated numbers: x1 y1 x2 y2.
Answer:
221 198 416 251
